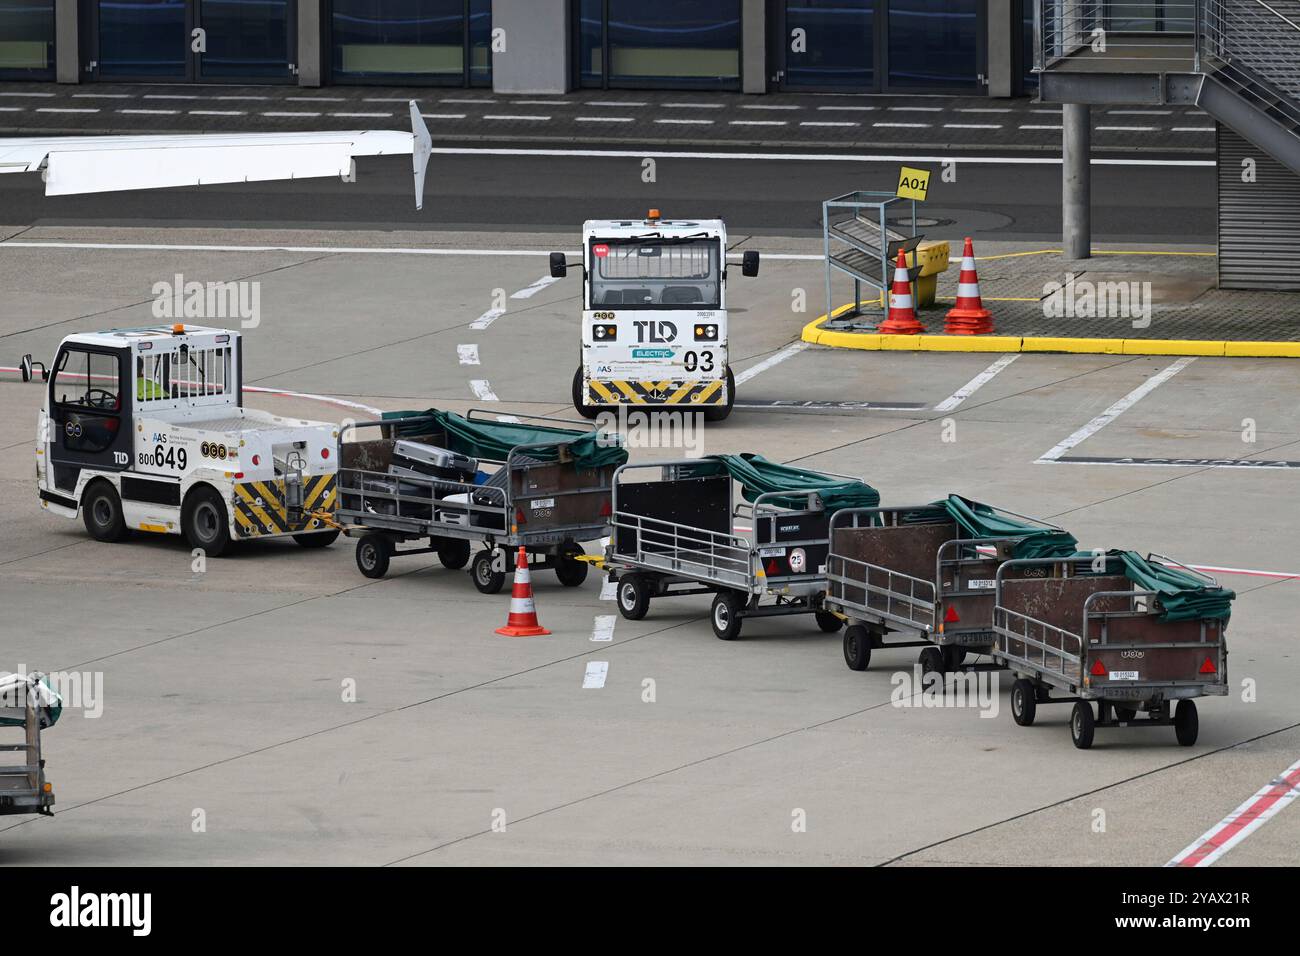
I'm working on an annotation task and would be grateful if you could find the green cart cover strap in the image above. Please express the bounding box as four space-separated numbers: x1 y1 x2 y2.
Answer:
687 453 880 512
1095 550 1236 622
939 495 1079 560
382 409 627 470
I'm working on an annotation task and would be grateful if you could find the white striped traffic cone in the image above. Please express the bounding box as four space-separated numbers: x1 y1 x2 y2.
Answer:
879 248 926 335
495 547 551 637
943 237 995 335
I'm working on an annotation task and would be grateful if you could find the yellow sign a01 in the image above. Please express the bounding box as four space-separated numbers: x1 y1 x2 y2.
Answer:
896 166 931 201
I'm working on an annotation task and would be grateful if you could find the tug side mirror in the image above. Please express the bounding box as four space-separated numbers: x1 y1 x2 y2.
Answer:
549 252 567 279
741 250 760 277
20 354 32 383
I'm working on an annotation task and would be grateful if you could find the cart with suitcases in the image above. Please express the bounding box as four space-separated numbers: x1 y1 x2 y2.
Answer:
334 408 626 593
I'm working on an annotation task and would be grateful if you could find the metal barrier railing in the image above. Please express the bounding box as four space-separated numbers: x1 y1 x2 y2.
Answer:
1037 1 1198 70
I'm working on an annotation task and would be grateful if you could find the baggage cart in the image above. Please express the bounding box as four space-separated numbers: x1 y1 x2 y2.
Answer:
824 499 1075 673
335 409 623 593
0 673 58 817
605 455 878 640
992 552 1231 749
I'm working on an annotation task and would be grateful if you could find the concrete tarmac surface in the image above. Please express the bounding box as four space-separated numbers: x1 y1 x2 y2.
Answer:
0 228 1296 866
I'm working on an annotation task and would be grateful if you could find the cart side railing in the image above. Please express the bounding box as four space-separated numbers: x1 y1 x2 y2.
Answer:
992 604 1085 683
0 695 51 816
611 510 755 591
825 551 937 631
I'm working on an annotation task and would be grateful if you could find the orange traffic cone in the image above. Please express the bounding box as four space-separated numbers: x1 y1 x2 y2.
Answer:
495 547 551 637
943 237 995 335
878 249 926 335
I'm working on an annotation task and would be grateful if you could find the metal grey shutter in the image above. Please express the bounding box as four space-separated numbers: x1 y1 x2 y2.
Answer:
1218 124 1300 290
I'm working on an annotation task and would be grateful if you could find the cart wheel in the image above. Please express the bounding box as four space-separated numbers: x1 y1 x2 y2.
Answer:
572 367 599 420
815 610 843 633
711 591 744 641
1174 700 1199 746
436 538 471 570
1114 706 1137 723
703 367 736 422
294 529 340 549
471 549 506 594
355 533 391 579
1070 701 1096 750
1011 679 1037 727
843 625 872 671
919 646 944 676
555 556 589 587
616 574 650 620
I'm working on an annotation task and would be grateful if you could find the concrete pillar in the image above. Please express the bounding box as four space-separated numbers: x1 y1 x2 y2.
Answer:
1062 103 1091 259
986 0 1013 98
55 0 78 83
742 0 766 94
297 0 323 87
492 0 570 94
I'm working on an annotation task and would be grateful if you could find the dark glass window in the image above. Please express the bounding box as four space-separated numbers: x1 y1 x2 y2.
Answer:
582 0 742 89
98 0 187 77
332 0 486 84
784 0 875 90
199 0 291 78
887 0 978 90
0 0 54 78
1022 0 1037 90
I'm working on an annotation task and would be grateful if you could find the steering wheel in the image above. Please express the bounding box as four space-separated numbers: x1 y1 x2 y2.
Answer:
83 388 118 410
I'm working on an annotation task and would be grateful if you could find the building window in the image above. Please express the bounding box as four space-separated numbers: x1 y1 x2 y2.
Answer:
331 0 491 86
783 0 875 90
0 0 54 79
578 0 743 90
886 0 980 91
97 0 187 78
197 0 292 79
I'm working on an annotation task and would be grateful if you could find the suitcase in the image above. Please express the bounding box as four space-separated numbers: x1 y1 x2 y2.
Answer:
391 440 478 480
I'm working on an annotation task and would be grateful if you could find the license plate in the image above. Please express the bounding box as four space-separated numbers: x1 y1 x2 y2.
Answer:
758 546 786 558
968 578 996 589
530 498 554 510
1109 670 1140 681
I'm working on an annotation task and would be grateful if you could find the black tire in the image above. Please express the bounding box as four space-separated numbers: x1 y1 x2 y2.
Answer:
81 480 128 543
1071 701 1096 750
354 533 391 579
943 645 967 670
182 485 231 557
815 610 843 633
572 366 599 420
1114 706 1138 723
471 549 506 595
555 555 589 587
703 366 736 422
1011 679 1038 727
293 529 340 549
436 537 471 570
710 591 744 640
1174 699 1199 746
843 625 872 671
616 574 651 620
919 646 944 676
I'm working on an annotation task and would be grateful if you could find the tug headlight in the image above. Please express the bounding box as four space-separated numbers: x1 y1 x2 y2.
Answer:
593 324 617 340
693 324 718 341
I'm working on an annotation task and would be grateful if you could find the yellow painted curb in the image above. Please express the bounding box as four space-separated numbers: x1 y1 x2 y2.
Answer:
801 307 1298 358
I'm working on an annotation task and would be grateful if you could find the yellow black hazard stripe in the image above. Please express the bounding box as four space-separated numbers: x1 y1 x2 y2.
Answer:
232 474 337 538
588 379 725 407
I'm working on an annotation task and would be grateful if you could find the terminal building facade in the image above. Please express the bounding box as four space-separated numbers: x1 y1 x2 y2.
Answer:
1 0 1038 97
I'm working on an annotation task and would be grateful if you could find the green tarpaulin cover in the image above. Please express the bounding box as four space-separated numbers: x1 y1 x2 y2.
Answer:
382 409 627 471
1095 550 1235 622
688 453 879 512
937 495 1079 560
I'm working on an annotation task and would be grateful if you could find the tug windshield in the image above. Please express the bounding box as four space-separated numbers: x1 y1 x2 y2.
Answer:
588 237 721 309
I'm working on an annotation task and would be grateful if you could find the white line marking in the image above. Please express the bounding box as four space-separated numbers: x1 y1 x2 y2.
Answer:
261 111 321 117
1097 125 1158 131
0 91 53 97
582 661 609 688
71 93 130 99
330 111 392 118
119 109 178 115
943 123 1002 129
512 99 565 105
470 379 499 401
0 107 23 112
189 110 245 116
577 116 634 123
584 100 646 107
511 275 561 299
731 120 787 126
888 106 942 111
817 105 875 111
457 344 480 366
1020 124 1063 130
600 578 617 601
36 107 99 114
734 342 809 386
1044 458 1300 471
143 94 198 100
1110 109 1173 115
802 121 858 127
873 122 932 128
242 385 382 416
933 354 1020 412
289 96 345 102
363 97 414 103
742 104 801 110
484 114 551 121
956 107 1013 113
655 118 714 125
1172 127 1216 132
421 113 466 120
591 615 617 643
663 102 723 109
1166 758 1300 867
1035 358 1196 463
441 97 496 104
470 308 505 330
216 95 270 101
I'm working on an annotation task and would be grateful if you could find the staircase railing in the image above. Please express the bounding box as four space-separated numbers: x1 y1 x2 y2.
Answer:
1036 1 1197 70
1199 1 1300 119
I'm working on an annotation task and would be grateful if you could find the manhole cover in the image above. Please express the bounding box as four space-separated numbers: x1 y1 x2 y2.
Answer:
887 216 953 229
